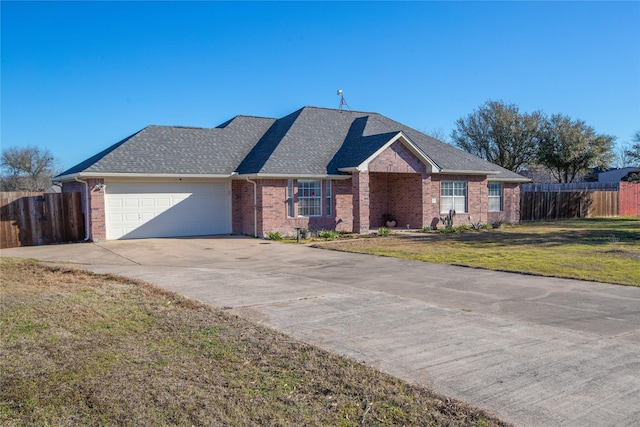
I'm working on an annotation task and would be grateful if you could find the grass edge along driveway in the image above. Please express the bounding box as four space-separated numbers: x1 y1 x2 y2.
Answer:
0 258 507 427
313 218 640 287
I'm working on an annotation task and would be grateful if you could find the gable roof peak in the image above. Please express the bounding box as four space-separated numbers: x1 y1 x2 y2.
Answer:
216 114 275 129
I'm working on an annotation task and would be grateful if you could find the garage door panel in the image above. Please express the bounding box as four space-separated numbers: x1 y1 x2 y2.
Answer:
105 182 231 240
108 199 123 208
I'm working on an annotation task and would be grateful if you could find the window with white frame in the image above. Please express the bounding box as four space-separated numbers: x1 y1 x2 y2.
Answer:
287 180 294 217
441 181 467 213
298 179 322 216
325 180 332 216
488 182 503 212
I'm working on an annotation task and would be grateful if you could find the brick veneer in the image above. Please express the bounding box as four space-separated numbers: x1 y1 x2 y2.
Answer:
352 172 370 233
231 180 256 236
368 140 427 174
232 178 354 237
369 173 423 228
367 141 427 229
487 182 520 224
430 174 488 225
62 178 106 241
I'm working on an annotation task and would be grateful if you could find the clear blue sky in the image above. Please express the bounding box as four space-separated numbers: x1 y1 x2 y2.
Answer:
2 1 639 171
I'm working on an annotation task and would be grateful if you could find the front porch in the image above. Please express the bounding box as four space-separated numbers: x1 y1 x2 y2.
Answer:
368 172 424 229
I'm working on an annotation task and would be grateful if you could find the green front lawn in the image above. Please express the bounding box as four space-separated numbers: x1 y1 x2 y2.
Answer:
314 218 640 286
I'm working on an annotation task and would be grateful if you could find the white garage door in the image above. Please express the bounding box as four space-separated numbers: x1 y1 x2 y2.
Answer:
105 182 231 240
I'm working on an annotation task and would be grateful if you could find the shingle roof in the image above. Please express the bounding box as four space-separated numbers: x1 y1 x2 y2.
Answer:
235 107 526 180
59 116 275 176
58 106 527 181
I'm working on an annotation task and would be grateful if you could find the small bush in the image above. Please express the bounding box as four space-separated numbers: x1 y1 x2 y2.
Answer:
438 227 457 234
377 227 392 237
267 231 281 241
491 218 505 229
456 224 472 232
317 230 339 240
470 222 487 231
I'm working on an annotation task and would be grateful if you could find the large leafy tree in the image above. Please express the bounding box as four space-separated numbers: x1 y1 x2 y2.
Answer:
537 114 615 183
625 131 640 165
1 146 57 191
451 100 543 173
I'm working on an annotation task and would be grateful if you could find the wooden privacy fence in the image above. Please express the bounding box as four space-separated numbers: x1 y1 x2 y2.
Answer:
620 181 640 217
520 182 623 221
0 192 85 248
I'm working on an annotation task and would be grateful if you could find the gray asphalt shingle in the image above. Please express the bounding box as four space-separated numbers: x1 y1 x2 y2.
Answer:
58 106 526 181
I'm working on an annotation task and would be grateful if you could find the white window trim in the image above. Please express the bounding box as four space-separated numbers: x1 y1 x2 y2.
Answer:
325 180 332 217
440 181 467 214
488 182 503 212
287 179 294 217
297 179 322 217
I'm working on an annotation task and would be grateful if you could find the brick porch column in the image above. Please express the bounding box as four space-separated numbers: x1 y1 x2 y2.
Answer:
86 178 106 241
352 171 370 233
421 172 437 229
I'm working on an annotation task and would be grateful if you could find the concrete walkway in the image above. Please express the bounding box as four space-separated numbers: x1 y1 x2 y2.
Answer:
2 236 639 426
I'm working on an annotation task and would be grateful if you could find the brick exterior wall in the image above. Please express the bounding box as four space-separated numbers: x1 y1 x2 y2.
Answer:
259 179 287 236
487 183 521 224
369 173 422 228
232 178 354 237
368 140 427 174
61 178 106 241
428 175 522 226
232 180 256 236
352 172 370 233
366 141 427 230
430 174 489 226
421 173 440 229
333 179 353 232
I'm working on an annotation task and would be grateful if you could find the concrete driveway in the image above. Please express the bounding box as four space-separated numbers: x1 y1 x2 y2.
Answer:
3 236 639 426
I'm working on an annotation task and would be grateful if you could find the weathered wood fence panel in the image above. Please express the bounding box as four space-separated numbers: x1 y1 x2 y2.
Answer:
0 192 85 248
619 182 640 217
520 183 621 221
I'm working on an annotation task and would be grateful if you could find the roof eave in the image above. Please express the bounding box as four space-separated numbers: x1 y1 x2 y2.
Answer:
337 167 360 173
233 173 351 180
55 172 233 181
435 169 500 176
487 176 532 183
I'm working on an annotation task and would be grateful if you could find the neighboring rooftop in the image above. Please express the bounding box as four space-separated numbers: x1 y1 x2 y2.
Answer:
590 167 640 183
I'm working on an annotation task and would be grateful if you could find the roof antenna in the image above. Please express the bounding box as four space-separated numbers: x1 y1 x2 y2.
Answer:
337 89 351 112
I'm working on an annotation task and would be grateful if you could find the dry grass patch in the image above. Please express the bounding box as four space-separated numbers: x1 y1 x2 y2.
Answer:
314 218 640 286
0 258 506 426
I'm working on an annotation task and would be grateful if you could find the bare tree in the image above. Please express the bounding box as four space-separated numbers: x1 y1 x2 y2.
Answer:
613 143 636 168
424 127 449 143
625 131 640 165
451 100 544 173
1 146 57 191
